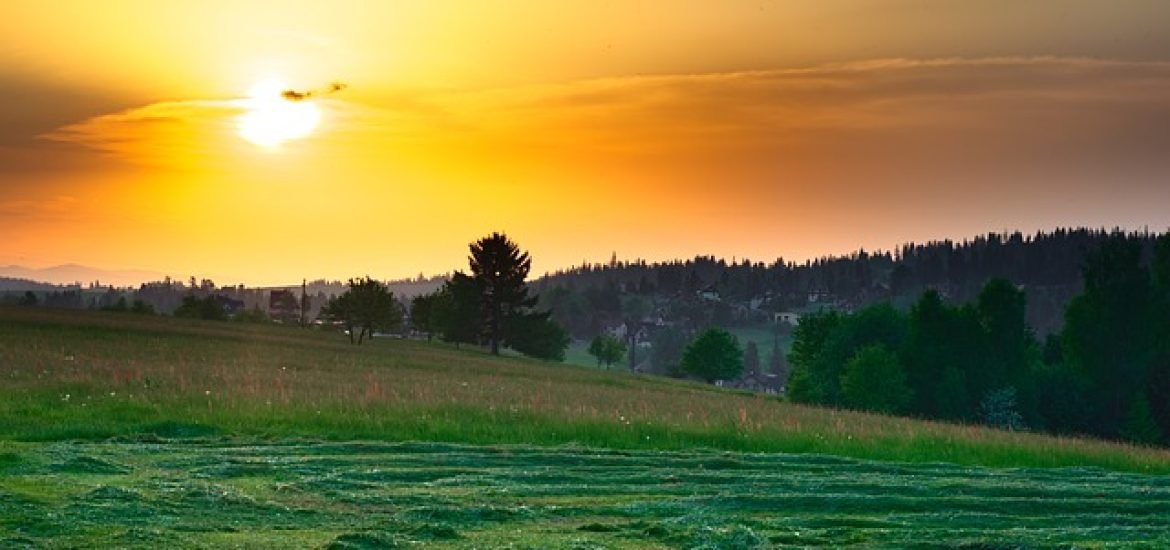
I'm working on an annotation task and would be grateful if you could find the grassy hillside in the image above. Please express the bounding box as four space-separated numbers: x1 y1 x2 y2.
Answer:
1 306 1168 474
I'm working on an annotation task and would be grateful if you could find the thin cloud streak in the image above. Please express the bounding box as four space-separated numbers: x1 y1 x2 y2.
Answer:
43 57 1170 165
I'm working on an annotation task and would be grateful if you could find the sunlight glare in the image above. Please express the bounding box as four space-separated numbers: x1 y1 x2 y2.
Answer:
238 78 321 148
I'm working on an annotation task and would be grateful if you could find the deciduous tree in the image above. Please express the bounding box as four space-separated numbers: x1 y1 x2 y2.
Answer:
681 328 744 383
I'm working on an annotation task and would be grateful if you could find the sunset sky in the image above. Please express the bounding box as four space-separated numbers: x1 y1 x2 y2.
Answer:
4 1 1170 286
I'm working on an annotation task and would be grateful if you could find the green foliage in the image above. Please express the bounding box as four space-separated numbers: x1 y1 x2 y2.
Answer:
1061 235 1157 436
19 291 38 306
681 328 744 383
410 293 438 340
1120 395 1163 445
587 334 626 368
1026 364 1090 434
1042 333 1063 366
432 273 482 347
903 291 982 419
789 279 1041 426
129 300 155 315
787 305 907 407
324 277 403 344
979 387 1025 431
977 279 1036 392
468 232 536 355
504 311 570 361
785 310 842 404
840 344 911 414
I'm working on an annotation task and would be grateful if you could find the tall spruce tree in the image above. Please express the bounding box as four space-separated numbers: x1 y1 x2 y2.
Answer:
468 232 537 355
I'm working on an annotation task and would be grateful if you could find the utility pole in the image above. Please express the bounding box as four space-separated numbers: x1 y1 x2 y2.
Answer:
300 279 308 328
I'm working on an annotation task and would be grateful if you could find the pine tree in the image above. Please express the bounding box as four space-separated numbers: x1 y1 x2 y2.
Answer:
468 233 536 355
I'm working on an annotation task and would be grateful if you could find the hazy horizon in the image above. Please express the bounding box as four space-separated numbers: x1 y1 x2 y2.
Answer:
3 224 1167 288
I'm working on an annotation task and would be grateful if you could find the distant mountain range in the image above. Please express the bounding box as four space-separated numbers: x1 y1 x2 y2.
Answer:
0 264 167 289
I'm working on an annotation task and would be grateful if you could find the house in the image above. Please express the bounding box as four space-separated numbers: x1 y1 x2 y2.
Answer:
774 311 800 326
698 284 720 301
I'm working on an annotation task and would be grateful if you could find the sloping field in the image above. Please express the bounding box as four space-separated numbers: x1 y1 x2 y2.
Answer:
1 306 1168 473
2 440 1169 548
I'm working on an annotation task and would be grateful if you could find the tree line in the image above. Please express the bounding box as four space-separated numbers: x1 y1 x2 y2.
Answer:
324 232 571 360
533 228 1163 339
786 232 1170 445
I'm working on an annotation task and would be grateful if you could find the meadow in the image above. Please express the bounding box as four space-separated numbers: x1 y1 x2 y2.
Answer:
3 306 1170 547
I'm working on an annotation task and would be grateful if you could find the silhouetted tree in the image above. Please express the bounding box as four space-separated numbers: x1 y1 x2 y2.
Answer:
325 277 402 344
410 293 438 341
469 233 536 355
432 272 482 347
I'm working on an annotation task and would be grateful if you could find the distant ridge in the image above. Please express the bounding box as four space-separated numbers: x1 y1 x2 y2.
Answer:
0 277 63 292
0 264 167 288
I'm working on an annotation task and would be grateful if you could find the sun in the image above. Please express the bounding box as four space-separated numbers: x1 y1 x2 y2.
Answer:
238 79 321 148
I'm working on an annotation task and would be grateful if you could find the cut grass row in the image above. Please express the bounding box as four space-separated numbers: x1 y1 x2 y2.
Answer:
1 306 1169 474
4 440 1170 548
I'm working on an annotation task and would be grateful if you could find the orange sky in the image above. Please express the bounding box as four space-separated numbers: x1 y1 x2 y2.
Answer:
3 1 1170 286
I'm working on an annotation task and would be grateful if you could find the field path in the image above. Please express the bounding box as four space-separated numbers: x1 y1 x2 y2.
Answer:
2 440 1169 548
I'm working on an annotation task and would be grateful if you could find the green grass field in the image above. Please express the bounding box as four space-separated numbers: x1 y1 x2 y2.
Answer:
3 306 1170 547
4 440 1170 548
